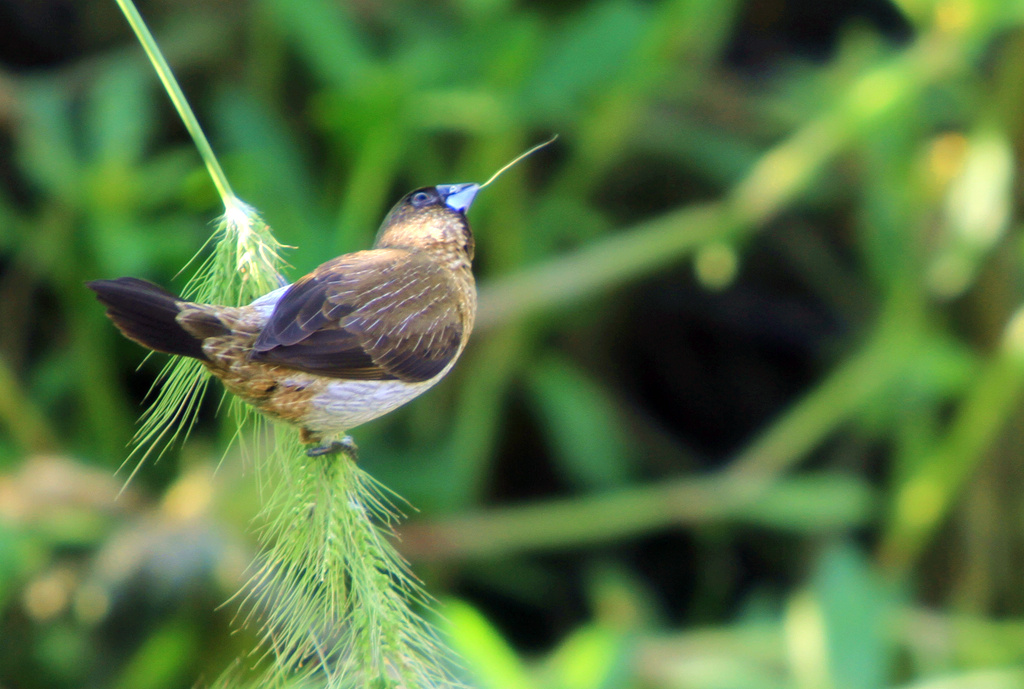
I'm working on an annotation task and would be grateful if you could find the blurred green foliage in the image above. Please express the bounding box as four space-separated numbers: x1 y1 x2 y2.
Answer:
3 0 1024 687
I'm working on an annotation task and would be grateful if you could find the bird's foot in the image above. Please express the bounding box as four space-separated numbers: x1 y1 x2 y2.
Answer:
305 435 358 460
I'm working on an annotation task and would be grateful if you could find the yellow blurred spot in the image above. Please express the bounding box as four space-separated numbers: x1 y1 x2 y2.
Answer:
785 590 830 689
0 475 25 521
926 132 967 189
695 243 738 291
548 626 621 689
945 131 1014 247
896 478 944 529
161 467 214 521
23 568 76 621
848 67 903 120
935 0 973 34
1001 306 1024 360
442 598 533 689
732 122 827 223
927 253 971 299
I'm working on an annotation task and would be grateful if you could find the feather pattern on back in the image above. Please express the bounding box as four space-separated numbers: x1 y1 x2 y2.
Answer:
250 248 472 382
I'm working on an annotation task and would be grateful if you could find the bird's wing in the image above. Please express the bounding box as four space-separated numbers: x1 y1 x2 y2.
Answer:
250 249 467 382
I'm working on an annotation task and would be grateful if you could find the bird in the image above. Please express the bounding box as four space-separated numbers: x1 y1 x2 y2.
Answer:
88 182 481 458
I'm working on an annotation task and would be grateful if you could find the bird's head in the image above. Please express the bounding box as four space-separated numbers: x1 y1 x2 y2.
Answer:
374 184 478 261
373 136 557 261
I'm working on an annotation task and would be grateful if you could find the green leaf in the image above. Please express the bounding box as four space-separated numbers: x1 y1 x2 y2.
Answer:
527 354 631 490
0 524 45 611
442 598 536 689
258 0 373 89
16 80 81 203
85 61 153 165
522 0 649 119
113 620 197 689
544 625 630 689
813 542 897 689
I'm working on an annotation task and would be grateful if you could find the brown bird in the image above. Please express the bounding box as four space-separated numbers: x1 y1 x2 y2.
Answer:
88 183 480 457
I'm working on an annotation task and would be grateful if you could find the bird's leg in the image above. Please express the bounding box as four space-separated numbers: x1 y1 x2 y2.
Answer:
302 428 358 460
306 436 358 460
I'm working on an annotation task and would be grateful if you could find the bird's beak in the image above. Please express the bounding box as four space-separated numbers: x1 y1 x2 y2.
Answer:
437 183 480 214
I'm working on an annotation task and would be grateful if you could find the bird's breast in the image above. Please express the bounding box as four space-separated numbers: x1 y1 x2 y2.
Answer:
302 374 450 433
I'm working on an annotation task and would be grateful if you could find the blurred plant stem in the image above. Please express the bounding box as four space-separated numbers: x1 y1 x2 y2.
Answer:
477 26 965 330
114 0 236 205
403 285 920 560
547 0 742 201
0 354 57 455
880 305 1024 575
443 19 976 559
727 284 924 483
111 0 286 472
402 473 875 560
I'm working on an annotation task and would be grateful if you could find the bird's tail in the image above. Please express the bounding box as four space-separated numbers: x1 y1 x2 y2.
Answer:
87 277 210 360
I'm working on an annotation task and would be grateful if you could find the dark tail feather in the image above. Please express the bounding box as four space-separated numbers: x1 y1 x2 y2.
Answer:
87 277 208 360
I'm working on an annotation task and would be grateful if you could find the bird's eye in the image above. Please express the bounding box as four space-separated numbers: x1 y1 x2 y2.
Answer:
410 191 434 207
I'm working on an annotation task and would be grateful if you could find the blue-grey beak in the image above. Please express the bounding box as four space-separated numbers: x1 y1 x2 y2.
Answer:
437 183 480 214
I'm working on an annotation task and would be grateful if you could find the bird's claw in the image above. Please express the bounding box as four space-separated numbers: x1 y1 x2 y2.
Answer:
305 435 358 460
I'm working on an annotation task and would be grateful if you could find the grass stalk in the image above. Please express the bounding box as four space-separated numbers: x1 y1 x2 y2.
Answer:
879 306 1024 574
114 0 236 207
111 4 456 687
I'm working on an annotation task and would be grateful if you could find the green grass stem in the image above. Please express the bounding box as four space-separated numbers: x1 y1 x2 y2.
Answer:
114 0 236 208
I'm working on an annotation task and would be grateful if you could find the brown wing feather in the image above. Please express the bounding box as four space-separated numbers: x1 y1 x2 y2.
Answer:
250 249 465 382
